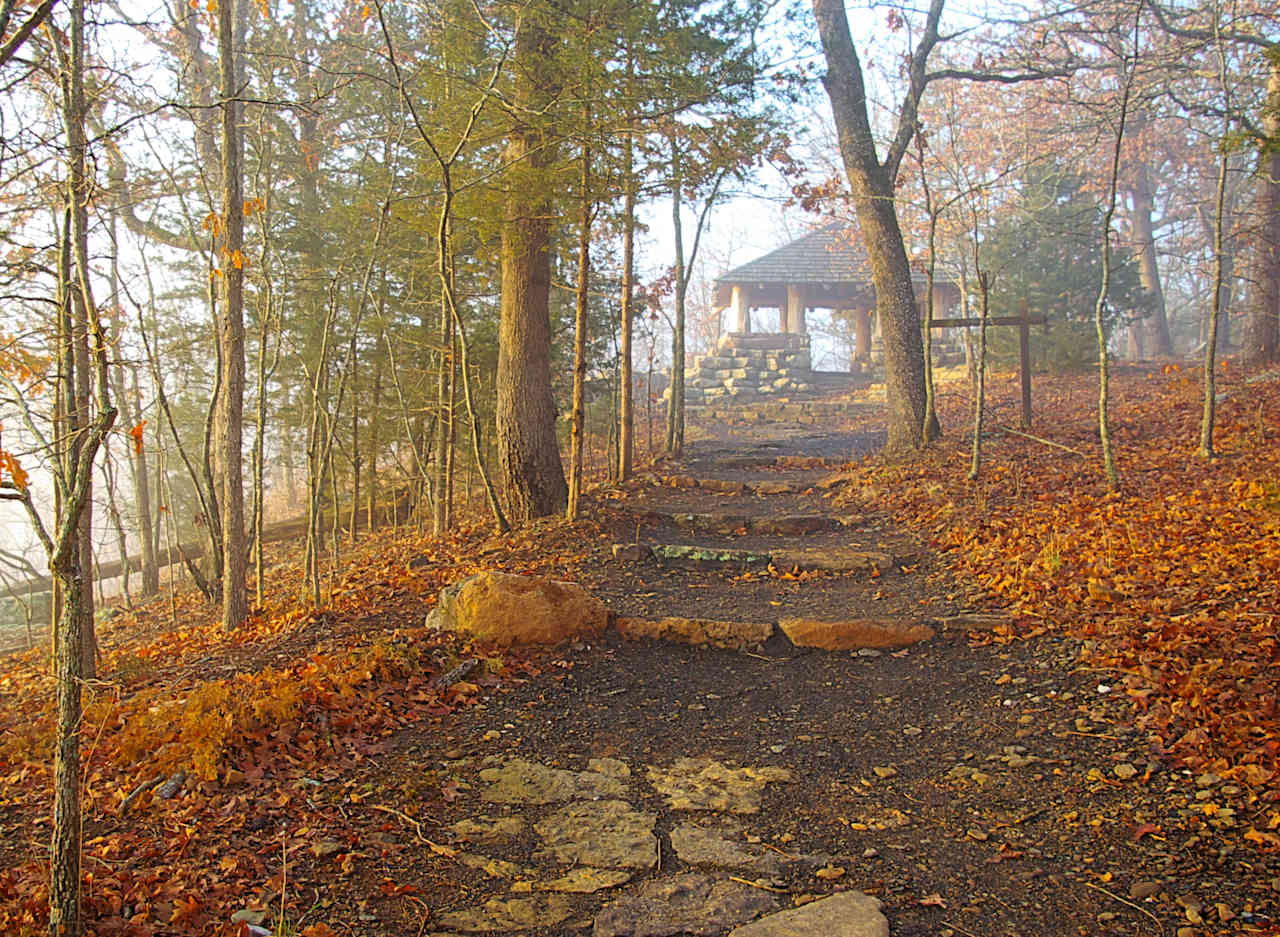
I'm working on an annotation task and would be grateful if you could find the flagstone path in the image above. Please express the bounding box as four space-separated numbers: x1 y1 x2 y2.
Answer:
347 395 1275 937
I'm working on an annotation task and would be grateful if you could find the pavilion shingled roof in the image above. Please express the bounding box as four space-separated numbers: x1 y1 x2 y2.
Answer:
714 222 929 289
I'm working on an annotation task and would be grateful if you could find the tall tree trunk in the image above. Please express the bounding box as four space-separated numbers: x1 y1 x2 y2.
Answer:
368 333 383 531
1246 60 1280 366
618 49 636 481
968 270 990 481
495 8 567 522
568 141 591 519
1129 165 1174 356
43 0 119 924
433 227 454 536
917 138 942 442
1093 18 1138 492
813 0 932 455
666 150 686 458
1202 145 1230 457
218 0 248 629
129 372 159 595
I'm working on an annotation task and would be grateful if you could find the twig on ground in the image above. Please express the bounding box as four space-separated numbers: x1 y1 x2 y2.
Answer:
993 807 1046 829
992 422 1086 456
728 875 788 893
367 803 453 857
119 775 165 815
1081 880 1164 936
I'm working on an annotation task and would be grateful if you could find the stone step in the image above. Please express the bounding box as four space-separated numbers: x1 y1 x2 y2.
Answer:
613 613 933 653
633 543 901 573
627 511 855 537
646 473 858 497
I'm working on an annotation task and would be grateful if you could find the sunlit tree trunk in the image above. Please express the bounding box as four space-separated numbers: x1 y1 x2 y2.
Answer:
495 7 567 521
618 48 636 481
217 0 248 629
813 0 932 455
568 140 591 518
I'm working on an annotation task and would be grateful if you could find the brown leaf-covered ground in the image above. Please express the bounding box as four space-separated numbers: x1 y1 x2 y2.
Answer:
1 363 1278 936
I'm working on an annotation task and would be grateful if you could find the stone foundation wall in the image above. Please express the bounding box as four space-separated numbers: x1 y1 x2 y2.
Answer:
675 333 813 406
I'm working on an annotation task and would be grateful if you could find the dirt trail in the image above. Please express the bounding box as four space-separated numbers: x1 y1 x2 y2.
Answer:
342 405 1274 937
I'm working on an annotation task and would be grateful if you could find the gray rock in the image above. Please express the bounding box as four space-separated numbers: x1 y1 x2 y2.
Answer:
670 819 760 869
593 873 776 937
728 891 888 937
535 800 658 869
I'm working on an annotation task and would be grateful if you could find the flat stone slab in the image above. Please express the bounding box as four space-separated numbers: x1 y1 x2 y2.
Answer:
698 478 749 494
751 481 804 495
671 513 752 535
593 873 777 937
534 799 658 869
751 515 835 536
448 815 526 845
649 545 897 574
438 894 573 932
770 548 896 573
457 852 531 879
651 545 771 568
780 617 935 651
616 617 773 651
670 818 769 870
537 868 633 893
479 758 629 804
728 891 889 937
647 758 792 814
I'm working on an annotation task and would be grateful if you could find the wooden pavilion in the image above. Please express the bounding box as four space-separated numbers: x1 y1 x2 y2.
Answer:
712 223 958 365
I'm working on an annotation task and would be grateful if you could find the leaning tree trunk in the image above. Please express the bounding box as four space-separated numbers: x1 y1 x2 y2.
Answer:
813 0 928 455
495 8 567 522
1245 60 1280 366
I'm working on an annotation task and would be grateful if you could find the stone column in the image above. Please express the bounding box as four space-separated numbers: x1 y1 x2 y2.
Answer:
853 308 872 361
731 285 751 333
786 285 807 335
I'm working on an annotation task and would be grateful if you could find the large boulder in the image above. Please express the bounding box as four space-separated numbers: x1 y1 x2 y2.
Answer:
426 571 607 647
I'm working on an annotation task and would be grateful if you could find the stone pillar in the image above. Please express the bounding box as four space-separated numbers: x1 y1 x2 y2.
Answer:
786 285 807 335
853 308 872 361
731 285 751 333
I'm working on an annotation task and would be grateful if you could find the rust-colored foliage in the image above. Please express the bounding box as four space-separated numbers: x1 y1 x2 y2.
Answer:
836 365 1280 796
0 526 557 935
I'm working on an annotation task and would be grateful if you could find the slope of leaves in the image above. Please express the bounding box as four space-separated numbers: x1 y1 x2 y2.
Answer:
838 364 1280 796
0 519 600 935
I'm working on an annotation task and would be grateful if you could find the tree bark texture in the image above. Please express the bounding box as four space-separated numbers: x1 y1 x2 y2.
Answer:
568 143 591 518
1128 166 1174 356
495 8 567 522
812 0 928 454
218 0 248 629
619 112 636 481
1246 60 1280 365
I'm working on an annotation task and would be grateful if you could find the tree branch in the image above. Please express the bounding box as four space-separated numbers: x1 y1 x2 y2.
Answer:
0 0 54 70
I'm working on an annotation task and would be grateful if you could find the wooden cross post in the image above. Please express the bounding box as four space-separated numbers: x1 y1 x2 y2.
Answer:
929 303 1046 430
